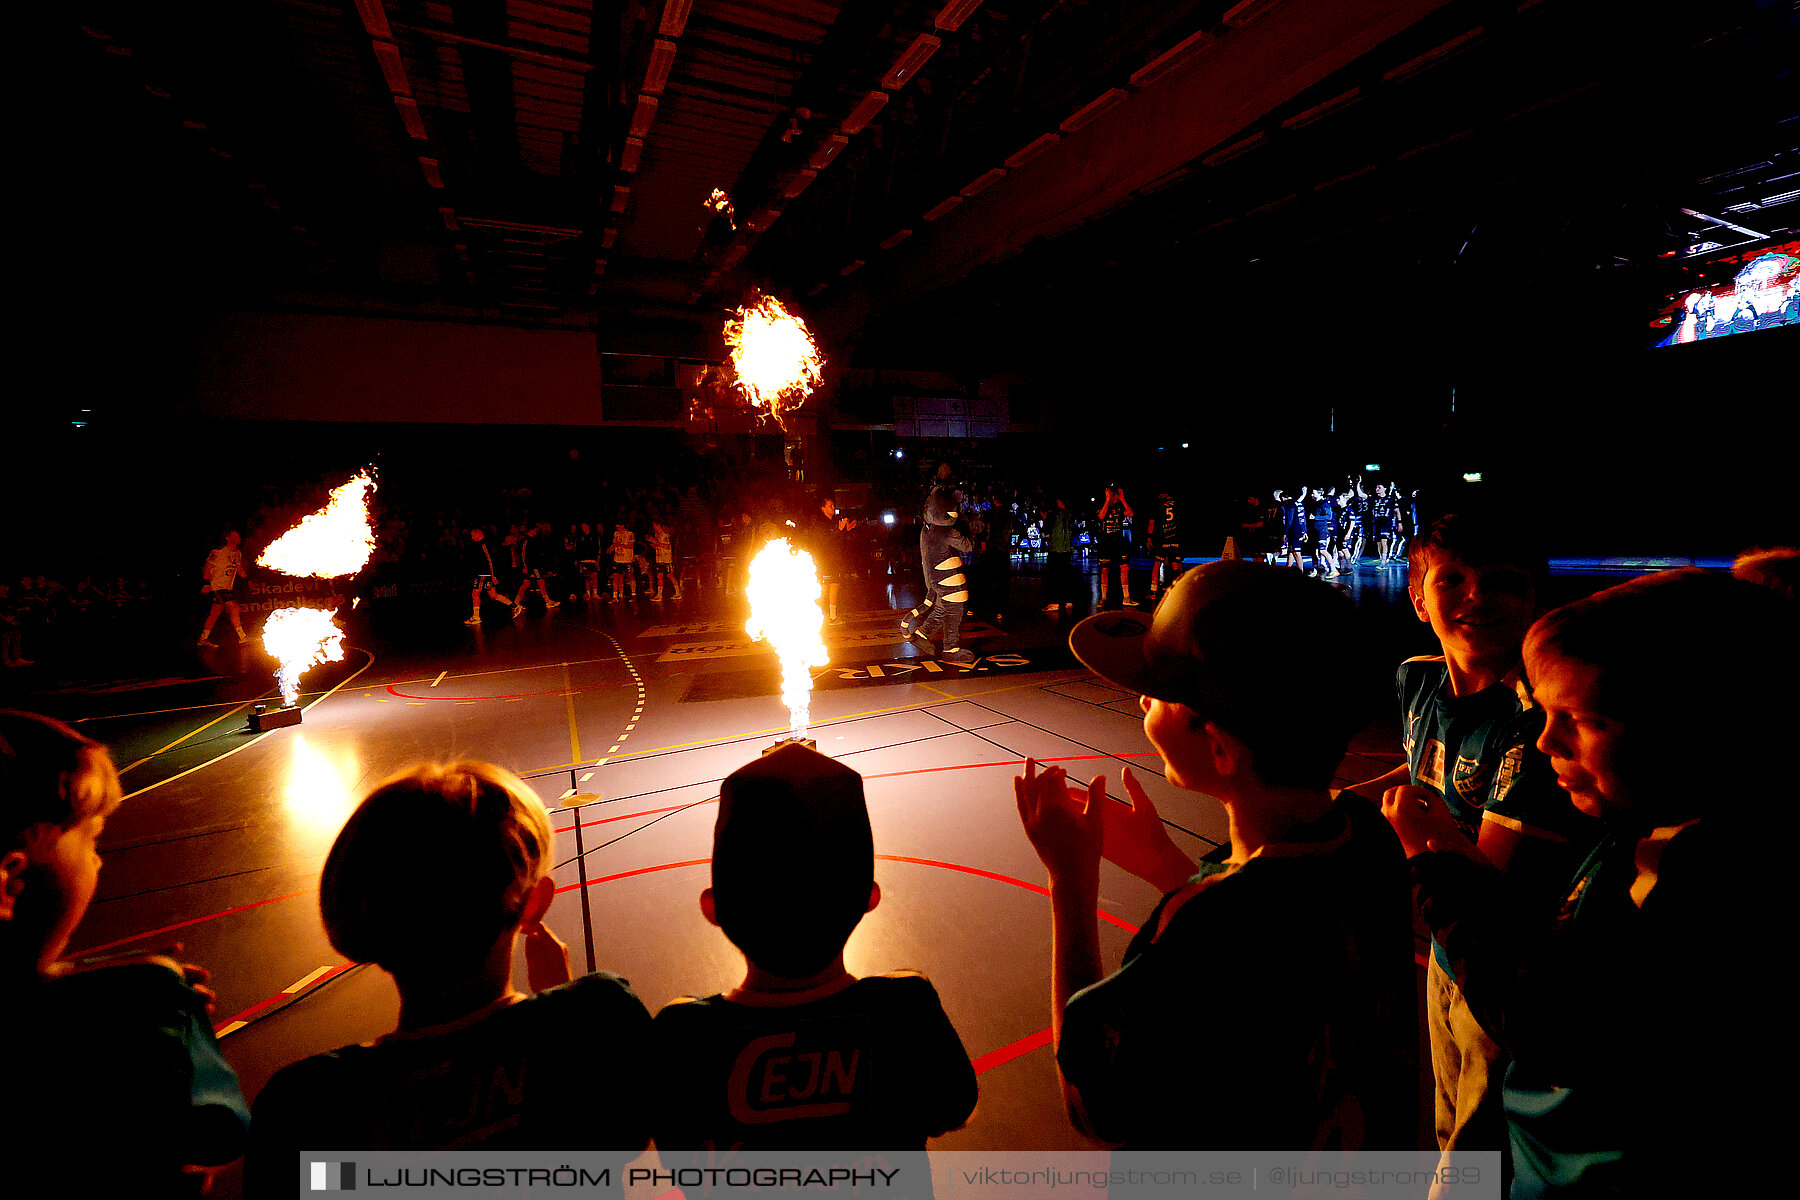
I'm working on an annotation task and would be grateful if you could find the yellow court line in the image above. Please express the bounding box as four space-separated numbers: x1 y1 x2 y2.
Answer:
75 691 320 723
123 649 376 801
123 727 261 801
80 648 726 724
561 662 582 764
118 701 256 774
518 671 1087 775
284 965 334 993
383 653 641 690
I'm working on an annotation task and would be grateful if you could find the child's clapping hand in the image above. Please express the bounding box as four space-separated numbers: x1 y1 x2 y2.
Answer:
1015 758 1105 892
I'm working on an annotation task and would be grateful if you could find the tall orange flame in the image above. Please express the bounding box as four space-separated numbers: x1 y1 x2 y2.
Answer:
255 468 374 709
744 538 830 740
257 471 377 579
262 606 345 708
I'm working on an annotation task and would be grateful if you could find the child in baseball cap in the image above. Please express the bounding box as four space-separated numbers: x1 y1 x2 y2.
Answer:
1016 560 1417 1150
653 743 976 1153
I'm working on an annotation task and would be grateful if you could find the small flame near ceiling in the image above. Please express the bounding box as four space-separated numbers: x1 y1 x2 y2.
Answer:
704 188 736 229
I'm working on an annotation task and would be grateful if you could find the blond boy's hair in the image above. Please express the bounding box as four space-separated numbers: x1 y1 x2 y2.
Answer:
0 710 121 848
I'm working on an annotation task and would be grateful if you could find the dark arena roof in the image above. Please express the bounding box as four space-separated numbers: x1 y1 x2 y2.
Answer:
39 0 1800 542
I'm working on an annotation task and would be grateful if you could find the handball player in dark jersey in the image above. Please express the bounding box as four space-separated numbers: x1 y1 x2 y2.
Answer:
1147 490 1183 601
1307 486 1340 577
1371 484 1398 565
1096 485 1133 607
1339 476 1370 567
1275 489 1306 570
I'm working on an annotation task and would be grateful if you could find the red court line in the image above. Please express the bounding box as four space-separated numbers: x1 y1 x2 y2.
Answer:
862 750 1159 781
214 962 354 1035
548 752 1162 835
876 855 1141 934
554 858 713 894
77 889 314 955
549 853 1121 1077
386 682 578 702
95 751 1149 980
553 799 719 834
218 992 289 1028
972 1027 1055 1075
557 853 1141 936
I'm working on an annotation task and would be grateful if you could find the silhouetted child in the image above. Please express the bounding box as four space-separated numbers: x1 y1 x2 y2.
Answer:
1 710 248 1197
653 743 977 1154
1019 561 1418 1149
246 762 651 1194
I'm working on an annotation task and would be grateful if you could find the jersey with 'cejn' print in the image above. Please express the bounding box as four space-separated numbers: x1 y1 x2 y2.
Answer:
650 972 975 1153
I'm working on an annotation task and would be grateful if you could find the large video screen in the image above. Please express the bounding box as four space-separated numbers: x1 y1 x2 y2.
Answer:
1651 241 1800 347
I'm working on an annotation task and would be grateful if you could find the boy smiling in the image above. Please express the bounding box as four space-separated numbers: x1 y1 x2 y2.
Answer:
1383 569 1793 1195
1346 513 1597 1184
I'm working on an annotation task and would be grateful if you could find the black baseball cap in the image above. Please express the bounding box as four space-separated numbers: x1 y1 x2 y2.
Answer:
712 742 872 899
711 743 874 975
1068 560 1360 720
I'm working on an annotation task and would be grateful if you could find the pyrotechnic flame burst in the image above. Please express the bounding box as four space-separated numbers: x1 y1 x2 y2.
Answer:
257 471 377 579
724 294 824 428
262 606 345 708
744 538 830 741
255 468 374 711
705 188 736 228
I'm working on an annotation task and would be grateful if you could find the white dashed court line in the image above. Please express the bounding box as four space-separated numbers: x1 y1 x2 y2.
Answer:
579 632 651 787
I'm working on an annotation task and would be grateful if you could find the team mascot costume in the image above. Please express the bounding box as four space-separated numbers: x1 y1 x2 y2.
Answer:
900 486 976 662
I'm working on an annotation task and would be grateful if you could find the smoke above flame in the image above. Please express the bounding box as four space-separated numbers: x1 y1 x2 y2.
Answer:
744 538 830 741
262 606 345 708
724 294 824 429
257 471 377 579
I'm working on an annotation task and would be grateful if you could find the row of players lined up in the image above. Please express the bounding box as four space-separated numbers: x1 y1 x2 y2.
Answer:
10 538 1796 1195
181 462 1418 654
1245 476 1423 577
1012 474 1426 612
